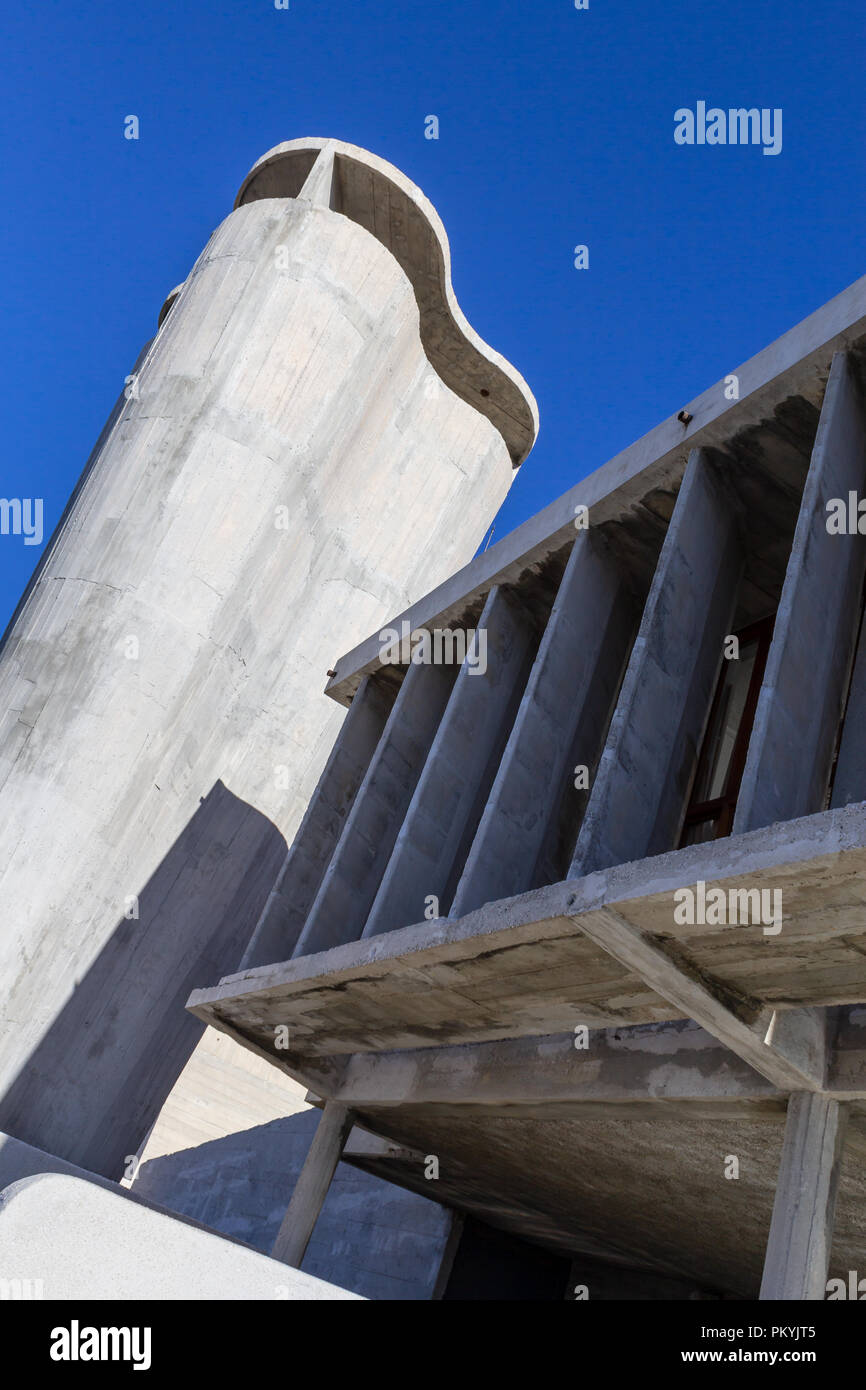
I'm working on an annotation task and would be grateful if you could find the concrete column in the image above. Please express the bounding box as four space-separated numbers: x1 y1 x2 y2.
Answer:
571 449 744 878
294 662 456 957
271 1102 355 1268
240 676 393 969
760 1092 848 1300
451 532 634 916
736 352 866 833
362 585 535 937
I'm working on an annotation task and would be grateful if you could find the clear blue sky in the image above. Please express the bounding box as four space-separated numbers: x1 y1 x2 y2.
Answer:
1 0 864 629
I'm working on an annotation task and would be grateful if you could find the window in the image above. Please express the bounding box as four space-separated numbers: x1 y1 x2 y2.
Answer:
679 615 775 846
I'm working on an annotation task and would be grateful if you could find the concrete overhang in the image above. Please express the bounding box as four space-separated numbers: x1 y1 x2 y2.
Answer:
323 270 866 705
187 801 866 1297
235 137 539 467
188 800 866 1062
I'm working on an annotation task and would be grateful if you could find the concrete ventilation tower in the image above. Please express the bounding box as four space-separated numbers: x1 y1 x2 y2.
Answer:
0 138 538 1183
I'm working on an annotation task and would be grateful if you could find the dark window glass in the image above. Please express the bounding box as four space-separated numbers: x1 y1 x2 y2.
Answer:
679 615 774 846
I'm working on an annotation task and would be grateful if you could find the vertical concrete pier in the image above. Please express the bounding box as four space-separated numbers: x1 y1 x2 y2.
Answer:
362 585 535 937
240 675 394 969
760 1093 848 1300
736 351 866 832
451 532 634 914
571 449 744 877
294 662 456 957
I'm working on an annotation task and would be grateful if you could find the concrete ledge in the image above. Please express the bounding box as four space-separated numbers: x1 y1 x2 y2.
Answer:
187 801 866 1055
0 1174 362 1301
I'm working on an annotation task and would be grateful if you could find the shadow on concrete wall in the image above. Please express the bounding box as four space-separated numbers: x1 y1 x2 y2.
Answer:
133 1113 452 1301
0 780 286 1181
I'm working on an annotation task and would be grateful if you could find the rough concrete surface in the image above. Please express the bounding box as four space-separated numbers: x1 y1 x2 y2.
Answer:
0 138 536 1180
0 1174 362 1300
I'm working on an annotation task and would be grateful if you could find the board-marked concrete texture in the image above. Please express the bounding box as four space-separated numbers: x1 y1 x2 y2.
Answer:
0 1174 361 1300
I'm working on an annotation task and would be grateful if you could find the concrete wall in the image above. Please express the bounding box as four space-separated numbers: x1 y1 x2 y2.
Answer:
0 144 534 1179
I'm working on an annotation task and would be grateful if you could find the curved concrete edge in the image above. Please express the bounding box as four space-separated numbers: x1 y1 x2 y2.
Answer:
157 282 185 329
235 137 539 466
0 1173 363 1301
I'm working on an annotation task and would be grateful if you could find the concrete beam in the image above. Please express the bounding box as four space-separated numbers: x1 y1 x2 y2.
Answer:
451 532 635 917
327 1024 784 1118
827 1005 866 1098
759 1092 848 1300
294 663 455 957
362 585 534 937
736 352 866 833
569 908 827 1091
271 1101 356 1268
240 676 393 969
571 448 743 877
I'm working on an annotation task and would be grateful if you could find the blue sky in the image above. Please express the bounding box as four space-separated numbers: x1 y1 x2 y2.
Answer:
1 0 864 629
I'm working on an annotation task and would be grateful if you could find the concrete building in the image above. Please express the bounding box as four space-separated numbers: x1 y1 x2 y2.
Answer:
184 272 866 1300
2 135 866 1301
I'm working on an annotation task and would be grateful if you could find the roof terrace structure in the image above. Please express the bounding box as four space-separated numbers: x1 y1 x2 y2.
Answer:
189 274 866 1300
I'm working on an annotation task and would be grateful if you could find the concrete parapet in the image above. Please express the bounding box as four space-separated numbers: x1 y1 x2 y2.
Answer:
0 1172 361 1300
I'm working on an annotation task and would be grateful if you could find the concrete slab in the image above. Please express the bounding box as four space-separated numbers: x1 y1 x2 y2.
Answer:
188 801 866 1057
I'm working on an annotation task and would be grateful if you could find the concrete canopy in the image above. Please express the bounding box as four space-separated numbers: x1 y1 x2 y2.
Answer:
186 799 866 1295
189 803 866 1061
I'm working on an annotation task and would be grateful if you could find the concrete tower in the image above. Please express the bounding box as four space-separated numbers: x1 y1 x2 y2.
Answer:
0 138 537 1178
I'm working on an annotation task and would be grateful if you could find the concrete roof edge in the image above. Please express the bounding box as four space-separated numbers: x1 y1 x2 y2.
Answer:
157 283 185 328
235 137 539 464
324 270 866 705
185 800 866 1012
